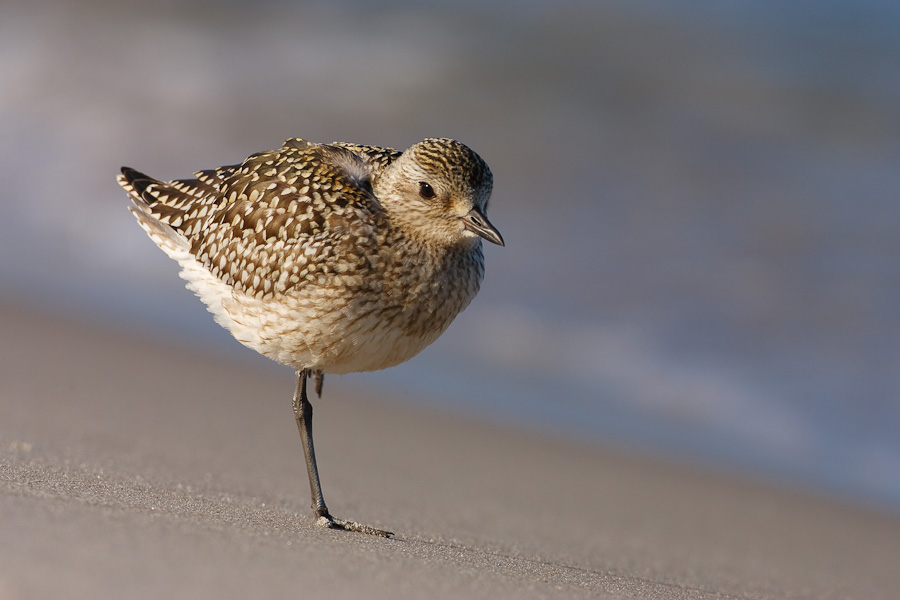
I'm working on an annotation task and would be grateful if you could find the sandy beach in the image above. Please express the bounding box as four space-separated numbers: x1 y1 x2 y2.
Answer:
1 303 899 600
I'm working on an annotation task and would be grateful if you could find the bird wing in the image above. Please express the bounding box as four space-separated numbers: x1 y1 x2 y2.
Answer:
328 141 401 176
120 139 392 299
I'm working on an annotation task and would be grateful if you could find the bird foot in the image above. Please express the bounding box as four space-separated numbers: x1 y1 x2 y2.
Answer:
315 514 393 538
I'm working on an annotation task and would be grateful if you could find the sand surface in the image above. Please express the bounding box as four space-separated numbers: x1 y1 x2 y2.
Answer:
2 305 899 599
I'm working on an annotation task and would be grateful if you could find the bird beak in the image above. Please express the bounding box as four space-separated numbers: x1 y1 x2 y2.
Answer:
461 207 505 246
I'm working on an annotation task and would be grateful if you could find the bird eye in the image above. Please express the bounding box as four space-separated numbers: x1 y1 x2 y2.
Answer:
418 182 436 199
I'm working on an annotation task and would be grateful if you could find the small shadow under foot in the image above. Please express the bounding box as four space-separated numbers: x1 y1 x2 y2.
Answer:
316 515 394 538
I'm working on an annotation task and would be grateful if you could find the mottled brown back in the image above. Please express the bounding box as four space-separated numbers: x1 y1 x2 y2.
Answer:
119 139 403 299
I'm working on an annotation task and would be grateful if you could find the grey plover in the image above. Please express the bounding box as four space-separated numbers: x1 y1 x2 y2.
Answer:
118 137 503 536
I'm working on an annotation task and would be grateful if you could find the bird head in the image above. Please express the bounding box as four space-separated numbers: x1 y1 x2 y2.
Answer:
376 138 503 249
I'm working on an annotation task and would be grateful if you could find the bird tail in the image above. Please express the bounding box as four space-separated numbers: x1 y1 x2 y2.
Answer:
117 166 191 259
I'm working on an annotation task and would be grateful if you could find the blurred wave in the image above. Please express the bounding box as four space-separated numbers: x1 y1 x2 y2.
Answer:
2 0 900 510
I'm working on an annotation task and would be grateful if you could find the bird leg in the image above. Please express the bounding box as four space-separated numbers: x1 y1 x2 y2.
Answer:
313 369 324 397
291 369 392 537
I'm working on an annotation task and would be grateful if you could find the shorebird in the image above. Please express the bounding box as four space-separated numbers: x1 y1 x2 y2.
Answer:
118 137 503 536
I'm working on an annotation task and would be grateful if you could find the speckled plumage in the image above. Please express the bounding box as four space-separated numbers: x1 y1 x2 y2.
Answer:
119 137 502 535
119 137 501 375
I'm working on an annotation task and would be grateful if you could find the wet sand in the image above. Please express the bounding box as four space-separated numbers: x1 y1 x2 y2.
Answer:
2 304 899 599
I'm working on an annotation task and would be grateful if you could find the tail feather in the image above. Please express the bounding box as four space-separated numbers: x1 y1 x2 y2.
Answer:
119 166 190 257
118 166 155 198
118 166 240 336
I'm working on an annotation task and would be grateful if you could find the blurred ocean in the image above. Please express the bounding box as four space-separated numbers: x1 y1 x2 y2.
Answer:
2 0 899 511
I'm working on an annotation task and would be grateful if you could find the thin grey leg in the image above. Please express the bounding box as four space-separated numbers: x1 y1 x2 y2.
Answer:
291 369 393 537
292 369 330 519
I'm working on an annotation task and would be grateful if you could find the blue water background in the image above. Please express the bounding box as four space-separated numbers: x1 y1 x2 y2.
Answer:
2 0 899 511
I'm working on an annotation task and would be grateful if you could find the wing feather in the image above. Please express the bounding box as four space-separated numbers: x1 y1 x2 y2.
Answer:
119 139 391 299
